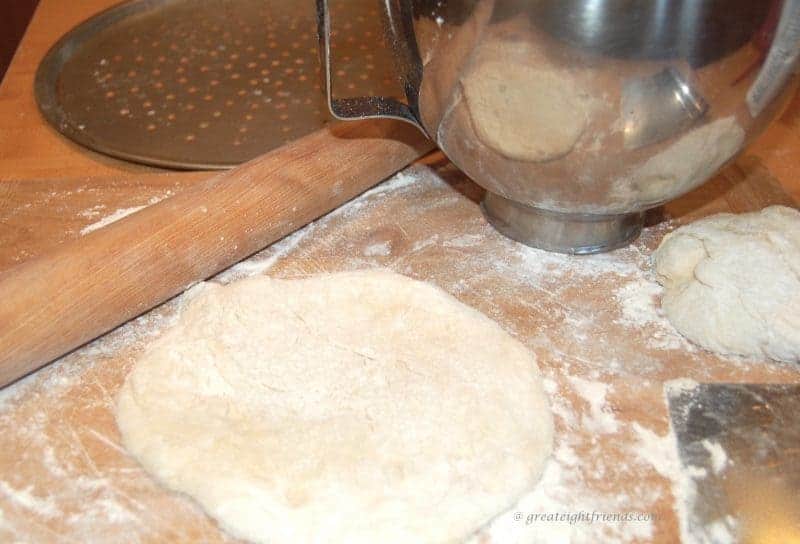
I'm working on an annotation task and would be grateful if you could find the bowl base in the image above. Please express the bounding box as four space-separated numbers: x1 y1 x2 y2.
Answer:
482 192 644 255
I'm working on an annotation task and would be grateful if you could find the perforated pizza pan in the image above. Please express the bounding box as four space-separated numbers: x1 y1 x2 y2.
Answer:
35 0 398 170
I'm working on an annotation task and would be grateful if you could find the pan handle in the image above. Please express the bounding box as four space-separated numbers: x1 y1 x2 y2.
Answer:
315 0 428 135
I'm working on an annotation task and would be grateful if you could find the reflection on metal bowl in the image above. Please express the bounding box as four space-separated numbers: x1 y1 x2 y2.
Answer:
319 0 800 253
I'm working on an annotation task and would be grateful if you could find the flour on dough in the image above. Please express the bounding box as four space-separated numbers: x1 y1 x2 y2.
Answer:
115 269 553 543
462 60 587 162
653 206 800 362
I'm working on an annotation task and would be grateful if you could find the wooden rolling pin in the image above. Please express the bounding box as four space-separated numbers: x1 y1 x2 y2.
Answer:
0 120 434 387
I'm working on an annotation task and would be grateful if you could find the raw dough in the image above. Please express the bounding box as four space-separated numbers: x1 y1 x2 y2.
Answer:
116 270 553 543
462 61 587 162
653 206 800 362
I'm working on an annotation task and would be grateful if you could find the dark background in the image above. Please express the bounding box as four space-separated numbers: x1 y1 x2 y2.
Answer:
1 0 39 81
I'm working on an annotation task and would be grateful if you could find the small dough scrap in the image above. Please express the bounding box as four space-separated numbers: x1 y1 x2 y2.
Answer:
116 270 553 544
653 206 800 362
462 60 587 162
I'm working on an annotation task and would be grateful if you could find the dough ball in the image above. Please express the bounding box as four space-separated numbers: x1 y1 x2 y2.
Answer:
462 61 587 162
653 206 800 362
116 270 553 544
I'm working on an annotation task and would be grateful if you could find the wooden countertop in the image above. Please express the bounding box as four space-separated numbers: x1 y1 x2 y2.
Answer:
1 2 799 543
0 0 167 180
1 0 799 201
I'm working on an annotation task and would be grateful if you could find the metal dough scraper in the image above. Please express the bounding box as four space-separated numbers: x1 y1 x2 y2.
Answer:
667 382 800 543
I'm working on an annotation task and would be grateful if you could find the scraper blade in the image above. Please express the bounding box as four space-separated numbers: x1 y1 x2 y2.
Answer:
667 383 800 543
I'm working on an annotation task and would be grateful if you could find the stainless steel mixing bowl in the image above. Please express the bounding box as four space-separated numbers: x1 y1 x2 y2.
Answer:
318 0 800 253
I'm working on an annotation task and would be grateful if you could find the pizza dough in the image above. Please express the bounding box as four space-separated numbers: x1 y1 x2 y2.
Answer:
462 61 587 162
115 270 553 543
653 206 800 362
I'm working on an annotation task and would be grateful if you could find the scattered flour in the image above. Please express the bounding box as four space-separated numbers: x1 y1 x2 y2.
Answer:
357 170 420 199
0 482 59 519
412 234 439 252
363 241 392 257
0 164 773 542
501 242 644 281
704 516 738 544
503 450 653 542
80 206 146 235
701 440 729 475
614 278 691 351
631 421 694 542
478 446 654 543
443 233 484 248
1 171 438 542
664 378 700 396
217 225 317 282
147 192 172 205
660 379 741 544
631 420 736 544
78 204 106 218
211 171 426 284
631 422 682 480
470 375 657 543
686 466 708 479
568 376 619 434
0 290 195 541
78 192 172 235
615 279 663 326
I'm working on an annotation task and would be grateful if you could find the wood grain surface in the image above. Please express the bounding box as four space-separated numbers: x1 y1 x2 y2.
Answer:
0 153 798 543
1 0 799 203
0 119 432 386
0 1 799 543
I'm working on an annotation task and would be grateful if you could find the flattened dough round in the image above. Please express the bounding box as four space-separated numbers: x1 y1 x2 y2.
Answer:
462 61 586 162
653 206 800 362
116 270 553 543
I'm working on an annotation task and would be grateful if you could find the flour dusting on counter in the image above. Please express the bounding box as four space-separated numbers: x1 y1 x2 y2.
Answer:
0 481 59 518
363 241 392 256
78 192 172 235
217 225 317 282
630 419 739 544
630 419 715 544
0 295 190 541
665 378 700 395
2 163 796 542
478 448 652 543
477 379 654 544
568 376 619 434
78 204 107 218
614 278 691 351
80 205 146 235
